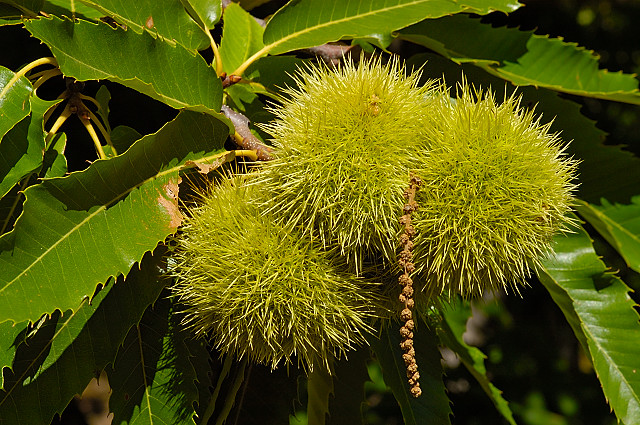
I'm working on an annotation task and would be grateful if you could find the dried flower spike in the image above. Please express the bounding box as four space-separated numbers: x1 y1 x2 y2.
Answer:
398 176 422 397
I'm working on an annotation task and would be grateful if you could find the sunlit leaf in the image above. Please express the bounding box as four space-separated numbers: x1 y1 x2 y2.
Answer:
397 15 640 103
77 0 210 50
0 111 229 325
577 198 640 274
24 16 223 114
219 2 264 75
0 66 33 142
538 219 640 424
261 0 521 57
369 322 452 425
0 252 167 425
180 0 221 30
42 0 105 20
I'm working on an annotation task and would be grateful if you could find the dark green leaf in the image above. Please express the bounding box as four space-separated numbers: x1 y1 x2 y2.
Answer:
78 0 210 50
2 0 42 19
577 198 640 274
0 95 58 197
42 0 105 20
0 319 29 389
538 219 640 424
397 15 640 103
369 322 452 425
94 84 112 133
262 0 521 57
42 132 67 178
0 3 24 25
0 111 229 325
244 55 307 96
219 2 264 75
180 0 221 30
24 16 223 113
438 303 516 425
0 251 167 425
0 119 36 198
0 66 33 141
110 125 142 154
327 347 370 425
109 297 203 425
409 52 640 204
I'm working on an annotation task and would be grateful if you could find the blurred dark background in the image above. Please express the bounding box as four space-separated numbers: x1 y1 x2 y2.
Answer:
1 1 637 424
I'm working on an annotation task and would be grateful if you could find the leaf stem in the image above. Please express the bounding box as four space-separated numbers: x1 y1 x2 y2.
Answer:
231 45 272 77
207 31 224 76
31 68 63 91
79 116 107 159
87 109 116 156
45 102 73 149
0 57 58 101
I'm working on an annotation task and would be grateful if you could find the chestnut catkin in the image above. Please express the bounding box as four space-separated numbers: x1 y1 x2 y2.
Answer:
398 176 422 397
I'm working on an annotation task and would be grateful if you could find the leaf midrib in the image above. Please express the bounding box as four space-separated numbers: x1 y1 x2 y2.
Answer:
264 0 471 53
0 150 225 301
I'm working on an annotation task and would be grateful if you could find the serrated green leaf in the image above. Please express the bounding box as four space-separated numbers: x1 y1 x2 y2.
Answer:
369 322 452 425
0 251 167 425
0 119 36 198
42 0 105 20
42 132 67 178
0 3 24 25
0 66 33 141
397 15 640 103
219 2 264 75
1 0 42 19
0 319 29 388
260 0 521 58
94 84 112 133
244 55 307 96
408 52 640 204
111 125 143 154
577 198 640 274
24 16 223 113
0 95 58 197
180 0 221 30
538 220 640 424
438 303 517 425
109 297 202 425
0 111 229 325
77 0 210 50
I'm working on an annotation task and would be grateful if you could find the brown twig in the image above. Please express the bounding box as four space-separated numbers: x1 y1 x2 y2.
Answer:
221 105 273 161
398 175 422 398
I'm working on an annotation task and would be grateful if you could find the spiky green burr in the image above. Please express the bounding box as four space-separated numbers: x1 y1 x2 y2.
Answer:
170 176 379 370
256 56 445 273
413 86 578 298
